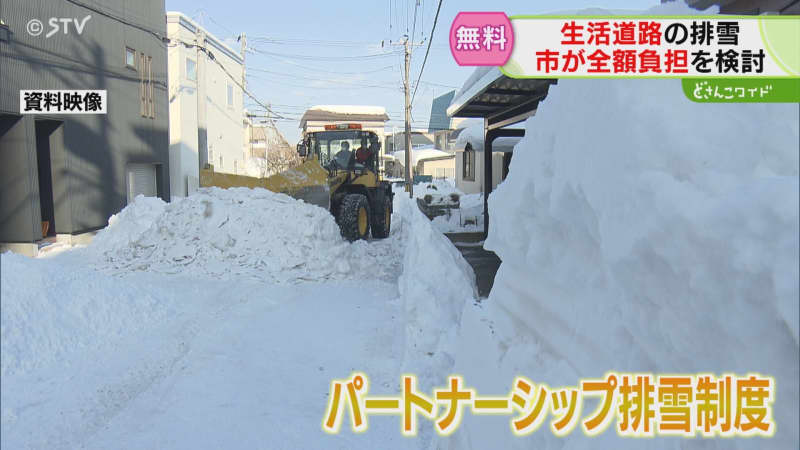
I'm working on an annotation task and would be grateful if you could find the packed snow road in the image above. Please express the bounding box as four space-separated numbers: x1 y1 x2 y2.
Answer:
84 279 408 450
1 188 474 450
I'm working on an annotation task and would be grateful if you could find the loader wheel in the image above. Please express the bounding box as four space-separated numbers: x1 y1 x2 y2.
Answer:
371 195 392 239
338 194 370 241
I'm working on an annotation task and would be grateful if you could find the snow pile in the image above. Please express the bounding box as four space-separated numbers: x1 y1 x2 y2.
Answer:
0 252 174 377
394 195 476 383
89 187 399 283
450 76 799 449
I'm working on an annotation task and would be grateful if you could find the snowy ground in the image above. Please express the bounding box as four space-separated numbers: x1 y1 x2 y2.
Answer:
1 188 475 450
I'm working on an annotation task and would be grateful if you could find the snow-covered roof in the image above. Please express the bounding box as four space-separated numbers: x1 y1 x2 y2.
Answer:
300 105 390 129
307 105 387 115
452 123 520 153
392 146 454 167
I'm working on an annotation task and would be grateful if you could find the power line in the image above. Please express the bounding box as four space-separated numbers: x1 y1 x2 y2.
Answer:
253 52 395 75
170 38 287 120
247 73 401 92
249 47 398 61
249 37 380 48
247 69 401 89
411 0 443 106
418 80 458 89
63 0 165 43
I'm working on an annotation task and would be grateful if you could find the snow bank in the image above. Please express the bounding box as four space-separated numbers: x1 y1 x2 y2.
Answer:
88 187 399 283
449 7 799 450
0 252 174 377
394 195 476 381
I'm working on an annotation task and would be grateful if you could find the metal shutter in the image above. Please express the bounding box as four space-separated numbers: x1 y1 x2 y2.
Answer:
127 164 156 202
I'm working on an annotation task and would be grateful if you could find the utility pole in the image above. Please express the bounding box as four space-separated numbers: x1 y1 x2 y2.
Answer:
196 29 208 171
403 37 413 197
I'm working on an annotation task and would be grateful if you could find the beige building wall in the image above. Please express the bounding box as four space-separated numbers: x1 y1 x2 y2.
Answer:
419 157 455 179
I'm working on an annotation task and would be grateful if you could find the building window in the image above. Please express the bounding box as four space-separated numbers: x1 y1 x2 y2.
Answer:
227 83 234 107
139 53 154 119
147 56 154 118
125 47 136 68
462 143 475 181
186 58 197 81
139 53 146 117
233 160 238 174
219 155 223 169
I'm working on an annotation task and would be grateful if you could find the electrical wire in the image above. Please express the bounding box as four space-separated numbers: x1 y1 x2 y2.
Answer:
248 47 399 61
247 69 401 90
252 52 395 75
169 38 287 120
410 0 443 106
249 37 380 48
63 0 165 43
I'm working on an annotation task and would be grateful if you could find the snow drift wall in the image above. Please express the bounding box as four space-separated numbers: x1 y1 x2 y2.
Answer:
395 195 476 381
450 37 798 450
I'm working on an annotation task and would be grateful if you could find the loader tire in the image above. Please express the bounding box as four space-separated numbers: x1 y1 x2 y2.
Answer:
338 194 370 241
371 194 392 239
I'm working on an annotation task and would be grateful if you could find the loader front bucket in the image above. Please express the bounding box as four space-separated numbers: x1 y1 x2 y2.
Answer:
261 159 331 209
199 159 332 209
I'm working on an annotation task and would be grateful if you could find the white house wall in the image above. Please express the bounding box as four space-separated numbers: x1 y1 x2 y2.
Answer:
167 13 245 198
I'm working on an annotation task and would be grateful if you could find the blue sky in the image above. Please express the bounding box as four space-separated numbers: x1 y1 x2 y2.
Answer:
164 0 660 142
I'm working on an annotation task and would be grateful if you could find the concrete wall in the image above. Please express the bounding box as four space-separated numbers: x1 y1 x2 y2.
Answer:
0 0 170 243
167 12 244 198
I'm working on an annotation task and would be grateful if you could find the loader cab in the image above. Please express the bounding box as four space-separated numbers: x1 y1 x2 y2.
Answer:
304 125 380 177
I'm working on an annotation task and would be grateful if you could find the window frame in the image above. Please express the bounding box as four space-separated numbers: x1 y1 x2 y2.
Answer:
462 143 475 181
186 57 197 82
125 47 136 69
139 52 146 117
147 55 154 119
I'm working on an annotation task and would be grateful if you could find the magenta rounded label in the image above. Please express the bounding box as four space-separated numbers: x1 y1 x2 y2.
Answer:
449 12 514 66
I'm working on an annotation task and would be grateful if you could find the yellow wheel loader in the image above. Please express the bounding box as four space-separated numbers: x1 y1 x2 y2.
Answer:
200 124 393 241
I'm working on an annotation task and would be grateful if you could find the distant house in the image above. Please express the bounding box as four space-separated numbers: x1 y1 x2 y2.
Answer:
245 122 269 159
453 123 520 195
384 130 435 154
388 146 456 180
167 12 245 197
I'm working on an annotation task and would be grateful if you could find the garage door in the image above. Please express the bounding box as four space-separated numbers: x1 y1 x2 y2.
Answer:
127 164 156 203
